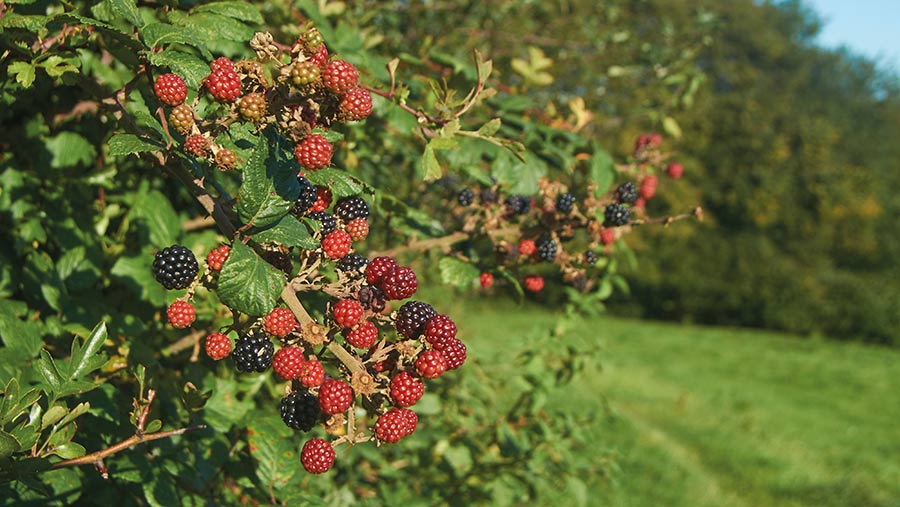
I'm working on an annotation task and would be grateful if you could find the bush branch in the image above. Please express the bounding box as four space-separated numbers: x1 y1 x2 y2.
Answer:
49 425 206 471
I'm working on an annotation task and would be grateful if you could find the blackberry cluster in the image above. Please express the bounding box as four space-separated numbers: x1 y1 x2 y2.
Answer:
280 391 321 431
294 177 318 214
616 182 639 204
504 195 531 215
233 331 275 373
604 203 631 227
307 211 337 235
336 253 368 277
556 193 576 215
152 245 199 290
334 196 369 222
584 250 599 265
536 237 558 262
457 188 475 206
395 301 437 339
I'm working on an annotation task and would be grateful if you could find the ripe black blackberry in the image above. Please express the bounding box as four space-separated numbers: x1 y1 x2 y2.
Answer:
152 245 199 290
307 211 337 235
457 188 475 206
294 177 318 215
280 391 320 431
556 193 576 215
336 253 368 277
604 203 631 227
357 285 386 313
480 188 498 204
615 182 639 204
334 196 369 222
536 236 558 262
504 195 531 215
395 301 437 339
584 250 599 265
232 331 275 373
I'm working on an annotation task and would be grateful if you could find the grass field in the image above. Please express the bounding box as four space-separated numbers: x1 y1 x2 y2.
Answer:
448 299 900 507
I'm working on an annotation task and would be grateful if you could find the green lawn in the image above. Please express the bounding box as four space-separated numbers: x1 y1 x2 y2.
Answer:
448 299 900 507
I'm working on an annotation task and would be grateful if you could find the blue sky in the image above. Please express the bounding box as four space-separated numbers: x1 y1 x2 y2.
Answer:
806 0 900 70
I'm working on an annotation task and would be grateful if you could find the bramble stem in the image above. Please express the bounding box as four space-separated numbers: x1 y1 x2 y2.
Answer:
49 425 206 471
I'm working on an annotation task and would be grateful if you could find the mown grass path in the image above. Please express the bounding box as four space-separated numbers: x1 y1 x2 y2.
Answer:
453 300 900 507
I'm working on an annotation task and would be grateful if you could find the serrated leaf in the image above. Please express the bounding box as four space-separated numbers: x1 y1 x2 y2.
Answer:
312 128 344 144
438 258 480 288
252 216 317 249
237 132 300 229
305 168 363 198
477 118 502 137
108 0 144 28
170 12 254 43
0 301 43 359
216 241 284 317
108 134 162 156
442 445 473 475
46 132 96 169
421 144 441 181
193 2 264 24
37 351 63 393
140 23 207 53
130 189 180 246
68 322 107 381
143 50 210 89
110 254 168 307
247 416 296 489
8 61 36 88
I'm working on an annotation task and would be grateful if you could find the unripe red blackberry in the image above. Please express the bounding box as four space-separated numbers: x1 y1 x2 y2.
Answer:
239 92 267 121
272 346 305 380
640 175 658 200
381 266 418 300
209 56 235 74
365 256 398 286
390 371 424 408
374 408 416 443
424 315 456 345
309 45 329 67
301 438 335 474
207 244 231 272
169 104 194 135
318 378 353 415
322 59 359 95
480 272 494 289
294 134 332 171
153 245 199 290
667 162 684 179
205 70 241 102
518 239 536 257
524 275 544 293
321 229 352 259
344 320 378 349
600 229 616 246
216 149 238 171
154 73 188 106
166 300 196 329
205 332 232 360
280 391 320 431
300 358 325 387
395 301 437 339
184 134 210 157
333 299 364 328
339 88 373 121
416 350 447 379
345 218 369 242
436 338 467 370
310 186 332 212
290 61 321 86
264 307 298 338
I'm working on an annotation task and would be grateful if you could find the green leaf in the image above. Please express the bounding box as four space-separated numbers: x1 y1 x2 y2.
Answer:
438 257 479 288
108 0 144 28
442 445 473 475
140 23 207 53
130 189 180 247
110 254 168 306
216 241 284 317
237 132 300 229
68 322 107 381
169 12 255 44
41 405 67 430
477 118 502 137
8 62 36 88
56 246 86 281
51 442 86 460
252 216 317 249
421 144 442 181
0 300 43 359
305 168 364 198
589 147 615 196
662 116 683 139
37 351 63 393
144 49 210 89
108 134 162 156
193 2 264 24
247 416 297 490
492 152 546 194
0 431 21 459
46 132 96 169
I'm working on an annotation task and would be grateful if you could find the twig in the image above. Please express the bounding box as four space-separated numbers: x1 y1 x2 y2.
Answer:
630 207 703 227
49 425 206 471
162 329 205 356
